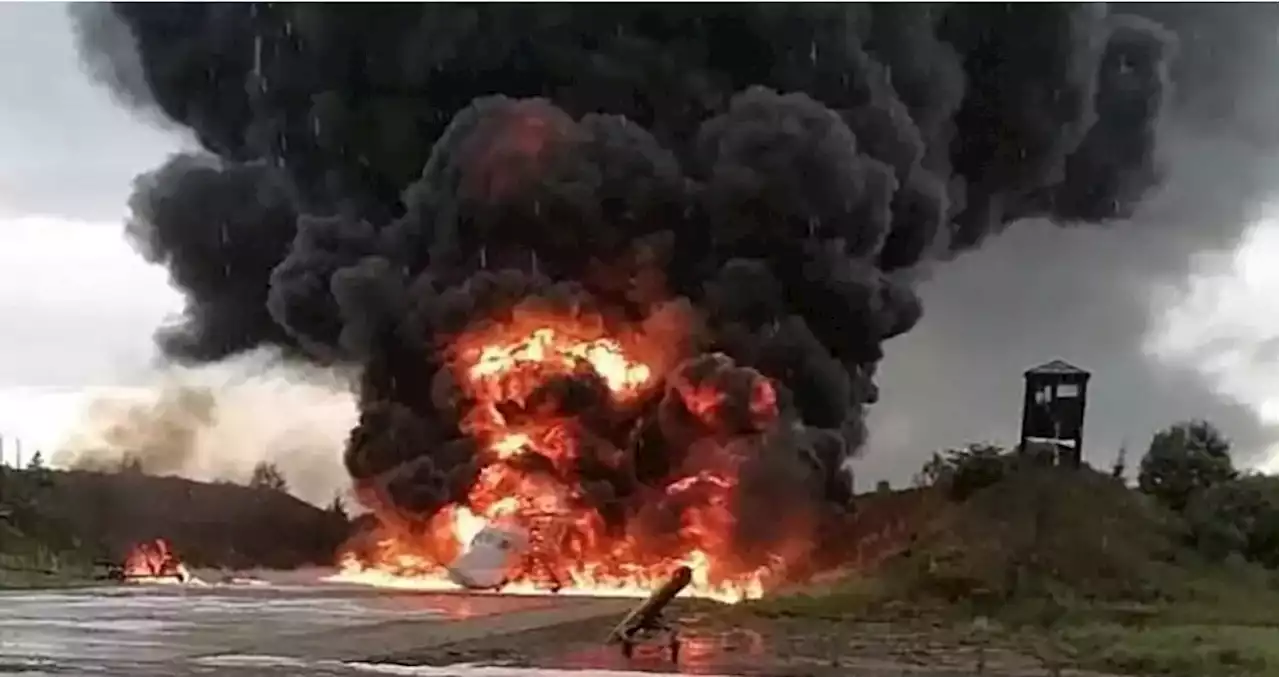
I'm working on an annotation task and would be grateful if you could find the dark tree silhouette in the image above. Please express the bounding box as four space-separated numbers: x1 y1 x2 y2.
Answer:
119 455 145 475
326 492 348 521
1138 420 1236 513
915 443 1012 501
249 462 288 493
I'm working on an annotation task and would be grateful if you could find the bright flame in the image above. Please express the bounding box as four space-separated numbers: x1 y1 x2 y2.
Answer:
122 537 193 584
332 508 768 603
328 311 784 602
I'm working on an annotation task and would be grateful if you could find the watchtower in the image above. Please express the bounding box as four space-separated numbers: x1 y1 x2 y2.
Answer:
1019 359 1090 468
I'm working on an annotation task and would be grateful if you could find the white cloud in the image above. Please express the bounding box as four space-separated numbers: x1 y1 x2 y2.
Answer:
0 211 182 459
0 386 125 464
1144 211 1280 469
0 6 352 496
0 213 171 308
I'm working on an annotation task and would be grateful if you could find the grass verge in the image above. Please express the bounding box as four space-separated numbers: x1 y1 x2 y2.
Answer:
0 541 97 590
739 562 1276 677
740 468 1277 677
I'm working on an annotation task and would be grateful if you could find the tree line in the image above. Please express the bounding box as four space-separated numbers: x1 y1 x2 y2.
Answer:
912 419 1278 569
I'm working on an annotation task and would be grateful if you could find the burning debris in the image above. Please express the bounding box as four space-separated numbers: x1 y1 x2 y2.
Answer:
75 6 1178 601
102 538 194 584
101 538 273 586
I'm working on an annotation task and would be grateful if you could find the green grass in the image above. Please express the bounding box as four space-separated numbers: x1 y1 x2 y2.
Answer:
1 467 105 589
745 569 1276 677
1043 565 1277 677
1055 622 1276 677
0 560 97 589
0 531 98 590
0 569 97 590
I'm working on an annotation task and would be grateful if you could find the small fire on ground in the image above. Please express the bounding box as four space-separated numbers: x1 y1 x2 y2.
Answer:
328 312 794 603
121 538 194 584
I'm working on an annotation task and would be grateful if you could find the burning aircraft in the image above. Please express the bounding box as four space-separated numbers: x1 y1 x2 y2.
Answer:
75 5 1177 601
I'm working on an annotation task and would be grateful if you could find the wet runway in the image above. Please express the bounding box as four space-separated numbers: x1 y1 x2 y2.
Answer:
0 576 636 676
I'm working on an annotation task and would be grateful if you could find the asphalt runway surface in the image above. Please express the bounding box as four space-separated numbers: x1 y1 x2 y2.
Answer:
0 573 643 677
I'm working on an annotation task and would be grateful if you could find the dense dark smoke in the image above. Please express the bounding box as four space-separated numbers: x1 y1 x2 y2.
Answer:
858 2 1277 484
75 5 1177 555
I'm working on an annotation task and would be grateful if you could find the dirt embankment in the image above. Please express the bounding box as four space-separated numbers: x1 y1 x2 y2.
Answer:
14 470 349 569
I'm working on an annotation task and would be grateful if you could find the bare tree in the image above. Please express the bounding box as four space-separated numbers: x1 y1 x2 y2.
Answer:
249 461 288 492
1111 443 1128 481
326 492 348 520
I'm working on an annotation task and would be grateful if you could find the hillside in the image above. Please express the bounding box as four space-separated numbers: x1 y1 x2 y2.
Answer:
799 486 939 578
1 468 349 572
749 465 1277 677
897 467 1190 605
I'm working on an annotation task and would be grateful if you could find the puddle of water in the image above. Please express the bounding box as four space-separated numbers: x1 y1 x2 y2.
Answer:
190 654 314 669
0 618 201 632
354 661 740 677
195 655 732 677
513 627 767 676
0 658 59 673
0 657 118 675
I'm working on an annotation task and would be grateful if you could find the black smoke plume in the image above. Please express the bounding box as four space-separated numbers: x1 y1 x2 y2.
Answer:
76 4 1177 562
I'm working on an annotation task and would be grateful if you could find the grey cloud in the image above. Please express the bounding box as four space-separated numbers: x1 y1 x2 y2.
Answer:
0 3 188 221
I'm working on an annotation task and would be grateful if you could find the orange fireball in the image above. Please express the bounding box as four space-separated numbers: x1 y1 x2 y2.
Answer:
330 309 789 603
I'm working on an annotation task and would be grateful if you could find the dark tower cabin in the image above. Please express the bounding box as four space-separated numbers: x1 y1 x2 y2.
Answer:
1019 360 1091 468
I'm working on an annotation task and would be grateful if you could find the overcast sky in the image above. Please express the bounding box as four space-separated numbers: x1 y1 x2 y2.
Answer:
0 4 1274 484
0 4 186 458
